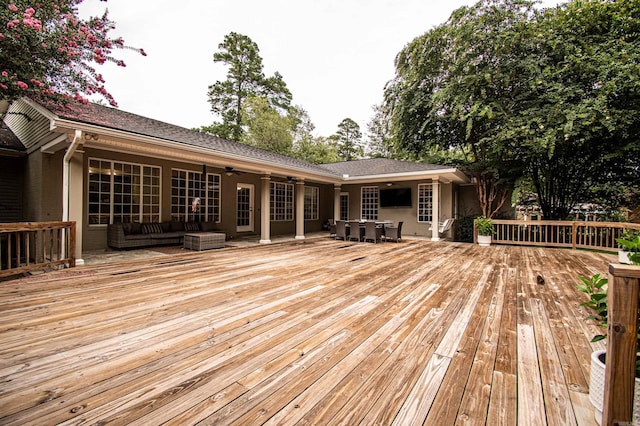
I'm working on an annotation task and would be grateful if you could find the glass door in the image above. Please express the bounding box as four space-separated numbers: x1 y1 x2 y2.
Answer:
236 183 254 232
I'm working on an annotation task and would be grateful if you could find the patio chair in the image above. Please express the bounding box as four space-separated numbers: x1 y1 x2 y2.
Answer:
328 219 336 237
348 220 363 241
335 220 347 240
364 221 383 243
429 218 455 238
385 221 403 243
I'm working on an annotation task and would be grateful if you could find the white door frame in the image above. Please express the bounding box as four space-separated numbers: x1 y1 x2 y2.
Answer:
236 183 254 232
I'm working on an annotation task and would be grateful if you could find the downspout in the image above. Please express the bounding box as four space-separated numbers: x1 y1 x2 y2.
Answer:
62 130 83 264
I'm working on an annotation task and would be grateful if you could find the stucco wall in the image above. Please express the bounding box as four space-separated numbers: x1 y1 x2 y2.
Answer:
337 180 457 238
80 148 335 250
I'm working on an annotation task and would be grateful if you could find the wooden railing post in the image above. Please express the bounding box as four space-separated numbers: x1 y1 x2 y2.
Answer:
68 222 76 268
603 264 640 425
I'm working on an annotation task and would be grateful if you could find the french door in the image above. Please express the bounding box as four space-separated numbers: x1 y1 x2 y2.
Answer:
236 183 254 232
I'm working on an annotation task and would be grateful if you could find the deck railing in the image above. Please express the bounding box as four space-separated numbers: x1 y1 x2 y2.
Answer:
0 221 76 279
475 220 640 252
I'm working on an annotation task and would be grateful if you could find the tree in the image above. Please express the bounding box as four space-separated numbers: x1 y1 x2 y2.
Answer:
366 103 396 158
384 0 532 217
334 118 363 161
509 0 640 219
206 32 291 141
287 106 340 164
240 96 293 155
0 0 145 106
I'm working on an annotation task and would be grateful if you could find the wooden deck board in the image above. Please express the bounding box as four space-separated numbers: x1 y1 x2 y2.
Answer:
0 238 614 425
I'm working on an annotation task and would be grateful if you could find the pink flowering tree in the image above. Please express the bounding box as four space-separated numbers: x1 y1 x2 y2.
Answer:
0 0 145 107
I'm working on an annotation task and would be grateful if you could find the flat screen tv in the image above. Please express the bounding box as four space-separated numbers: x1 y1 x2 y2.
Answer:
380 187 412 208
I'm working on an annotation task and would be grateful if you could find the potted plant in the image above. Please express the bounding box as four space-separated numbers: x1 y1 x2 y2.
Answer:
578 260 640 424
616 229 640 265
475 216 494 247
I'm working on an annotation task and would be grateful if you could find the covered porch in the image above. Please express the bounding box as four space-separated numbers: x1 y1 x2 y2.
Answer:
0 238 611 424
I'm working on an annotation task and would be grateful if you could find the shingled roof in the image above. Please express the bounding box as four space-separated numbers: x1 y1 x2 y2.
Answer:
29 100 467 183
321 158 453 176
0 125 25 154
44 101 336 175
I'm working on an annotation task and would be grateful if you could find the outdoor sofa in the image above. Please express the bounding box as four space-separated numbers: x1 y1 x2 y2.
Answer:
107 221 220 249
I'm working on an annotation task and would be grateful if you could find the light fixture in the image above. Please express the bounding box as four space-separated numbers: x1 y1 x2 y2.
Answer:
286 176 294 183
225 166 235 177
386 182 393 187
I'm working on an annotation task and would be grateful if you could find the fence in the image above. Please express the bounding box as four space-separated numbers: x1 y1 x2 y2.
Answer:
0 221 76 279
475 220 640 252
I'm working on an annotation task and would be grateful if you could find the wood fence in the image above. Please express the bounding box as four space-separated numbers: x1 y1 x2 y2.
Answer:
0 221 75 279
474 220 640 252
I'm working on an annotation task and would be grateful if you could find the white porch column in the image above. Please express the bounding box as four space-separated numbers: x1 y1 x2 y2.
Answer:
431 180 440 241
260 174 271 244
295 179 305 240
68 149 84 264
334 184 341 221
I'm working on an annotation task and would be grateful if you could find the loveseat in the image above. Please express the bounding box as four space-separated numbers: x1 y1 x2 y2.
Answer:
107 221 220 249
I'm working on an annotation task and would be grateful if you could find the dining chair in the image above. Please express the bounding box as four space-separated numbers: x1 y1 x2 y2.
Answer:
335 220 347 240
364 221 382 243
385 221 403 242
348 220 363 241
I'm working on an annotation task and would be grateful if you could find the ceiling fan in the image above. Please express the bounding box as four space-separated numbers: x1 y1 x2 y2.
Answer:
224 166 243 176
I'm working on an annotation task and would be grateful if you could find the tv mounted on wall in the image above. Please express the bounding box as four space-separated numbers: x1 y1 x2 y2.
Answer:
380 187 412 208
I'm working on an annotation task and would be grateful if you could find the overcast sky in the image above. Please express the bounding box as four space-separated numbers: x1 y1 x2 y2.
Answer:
78 0 563 138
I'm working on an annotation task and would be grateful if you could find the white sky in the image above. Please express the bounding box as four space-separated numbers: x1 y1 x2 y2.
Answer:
78 0 563 138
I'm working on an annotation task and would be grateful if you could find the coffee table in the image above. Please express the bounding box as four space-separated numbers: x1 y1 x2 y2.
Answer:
183 232 226 251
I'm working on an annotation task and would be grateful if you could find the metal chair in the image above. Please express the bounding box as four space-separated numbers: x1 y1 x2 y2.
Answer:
385 221 403 243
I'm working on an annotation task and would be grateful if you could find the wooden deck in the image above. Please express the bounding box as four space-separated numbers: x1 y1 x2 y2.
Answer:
0 238 614 425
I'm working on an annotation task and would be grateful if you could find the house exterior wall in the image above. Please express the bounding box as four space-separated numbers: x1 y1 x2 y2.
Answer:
80 148 336 250
337 180 457 238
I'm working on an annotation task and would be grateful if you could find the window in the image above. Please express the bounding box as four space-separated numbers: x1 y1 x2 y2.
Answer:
418 183 433 222
361 187 379 220
171 169 220 222
304 186 319 220
270 182 294 221
339 193 349 221
205 174 221 222
88 158 161 225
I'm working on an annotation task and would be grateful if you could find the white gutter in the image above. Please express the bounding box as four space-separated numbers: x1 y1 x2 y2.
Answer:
62 130 83 265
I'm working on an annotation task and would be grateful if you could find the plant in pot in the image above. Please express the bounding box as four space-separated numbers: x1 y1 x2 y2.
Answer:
475 216 494 247
616 229 640 265
578 262 640 424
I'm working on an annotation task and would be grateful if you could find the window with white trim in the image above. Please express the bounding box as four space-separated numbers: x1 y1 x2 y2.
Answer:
418 183 433 222
304 186 319 220
340 193 349 221
171 169 221 222
270 181 294 221
88 158 161 225
361 186 379 220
